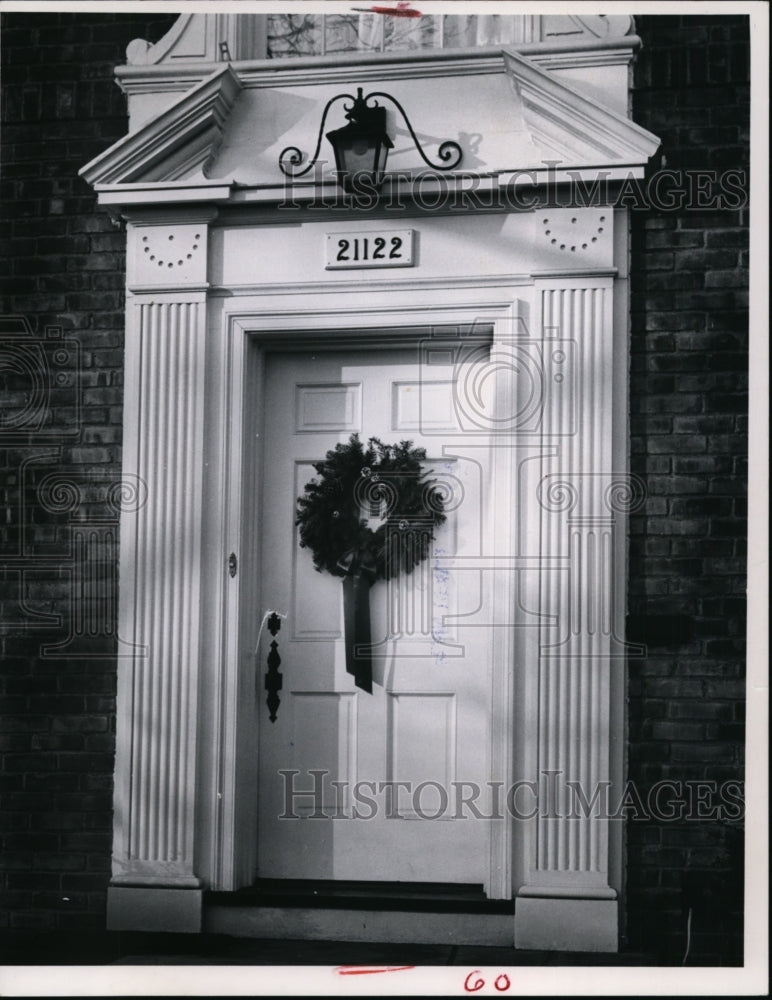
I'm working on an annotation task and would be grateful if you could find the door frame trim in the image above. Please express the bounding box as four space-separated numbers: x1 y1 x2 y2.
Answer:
202 287 531 897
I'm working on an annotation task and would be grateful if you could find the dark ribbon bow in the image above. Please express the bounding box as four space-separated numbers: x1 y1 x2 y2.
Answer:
337 547 377 693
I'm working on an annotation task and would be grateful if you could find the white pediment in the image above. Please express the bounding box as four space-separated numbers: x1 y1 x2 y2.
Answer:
79 65 242 186
502 50 658 165
80 46 658 201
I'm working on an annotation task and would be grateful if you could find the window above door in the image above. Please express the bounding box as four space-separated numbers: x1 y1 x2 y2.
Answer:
264 13 634 60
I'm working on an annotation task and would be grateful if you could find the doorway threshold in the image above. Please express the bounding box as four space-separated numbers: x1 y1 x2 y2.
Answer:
204 881 514 945
209 879 512 912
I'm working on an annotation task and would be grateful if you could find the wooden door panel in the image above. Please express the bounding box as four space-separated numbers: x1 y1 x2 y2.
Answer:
257 345 494 887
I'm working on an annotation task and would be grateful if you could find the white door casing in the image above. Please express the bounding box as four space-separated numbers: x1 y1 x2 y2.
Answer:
212 291 530 903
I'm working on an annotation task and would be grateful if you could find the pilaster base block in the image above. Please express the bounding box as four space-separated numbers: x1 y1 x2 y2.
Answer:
107 886 203 933
515 896 618 952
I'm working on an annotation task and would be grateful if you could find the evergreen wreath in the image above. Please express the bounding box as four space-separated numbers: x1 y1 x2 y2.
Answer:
296 433 446 582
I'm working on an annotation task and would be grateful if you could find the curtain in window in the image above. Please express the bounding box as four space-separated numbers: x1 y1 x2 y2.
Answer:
266 14 535 59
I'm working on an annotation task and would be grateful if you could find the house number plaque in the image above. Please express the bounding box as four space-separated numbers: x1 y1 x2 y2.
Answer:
325 229 415 270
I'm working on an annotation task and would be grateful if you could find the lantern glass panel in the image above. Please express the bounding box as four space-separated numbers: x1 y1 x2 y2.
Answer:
339 138 377 181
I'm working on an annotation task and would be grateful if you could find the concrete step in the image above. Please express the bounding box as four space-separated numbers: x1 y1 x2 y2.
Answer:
204 905 513 945
204 880 514 944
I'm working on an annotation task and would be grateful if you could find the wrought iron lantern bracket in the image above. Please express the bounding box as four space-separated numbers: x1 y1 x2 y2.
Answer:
278 87 462 185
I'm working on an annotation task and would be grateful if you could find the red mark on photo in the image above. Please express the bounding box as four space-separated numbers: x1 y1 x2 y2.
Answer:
351 3 423 17
336 964 415 975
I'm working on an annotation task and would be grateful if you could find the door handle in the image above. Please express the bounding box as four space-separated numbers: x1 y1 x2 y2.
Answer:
264 612 283 722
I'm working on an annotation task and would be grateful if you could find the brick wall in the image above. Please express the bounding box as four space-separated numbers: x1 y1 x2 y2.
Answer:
0 12 178 935
627 14 749 964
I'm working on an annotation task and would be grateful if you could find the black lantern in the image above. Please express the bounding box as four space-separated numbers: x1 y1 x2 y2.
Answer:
279 87 462 193
325 89 393 192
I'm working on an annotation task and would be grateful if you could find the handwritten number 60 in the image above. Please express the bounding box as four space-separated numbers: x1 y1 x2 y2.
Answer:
464 971 511 992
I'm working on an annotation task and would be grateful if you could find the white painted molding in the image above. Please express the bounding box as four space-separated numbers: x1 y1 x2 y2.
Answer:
94 183 233 212
125 14 194 66
90 173 641 211
111 286 208 887
116 39 640 93
79 65 242 186
113 41 639 142
532 47 635 72
127 220 210 290
126 13 266 66
519 277 623 900
502 50 659 165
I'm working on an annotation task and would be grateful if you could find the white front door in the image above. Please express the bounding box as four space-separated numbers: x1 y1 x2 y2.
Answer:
256 342 505 890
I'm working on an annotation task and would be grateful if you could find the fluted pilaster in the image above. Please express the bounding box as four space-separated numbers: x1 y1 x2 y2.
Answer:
111 296 206 886
529 280 618 896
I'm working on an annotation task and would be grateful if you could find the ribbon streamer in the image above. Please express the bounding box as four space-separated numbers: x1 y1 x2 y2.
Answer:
337 548 377 692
